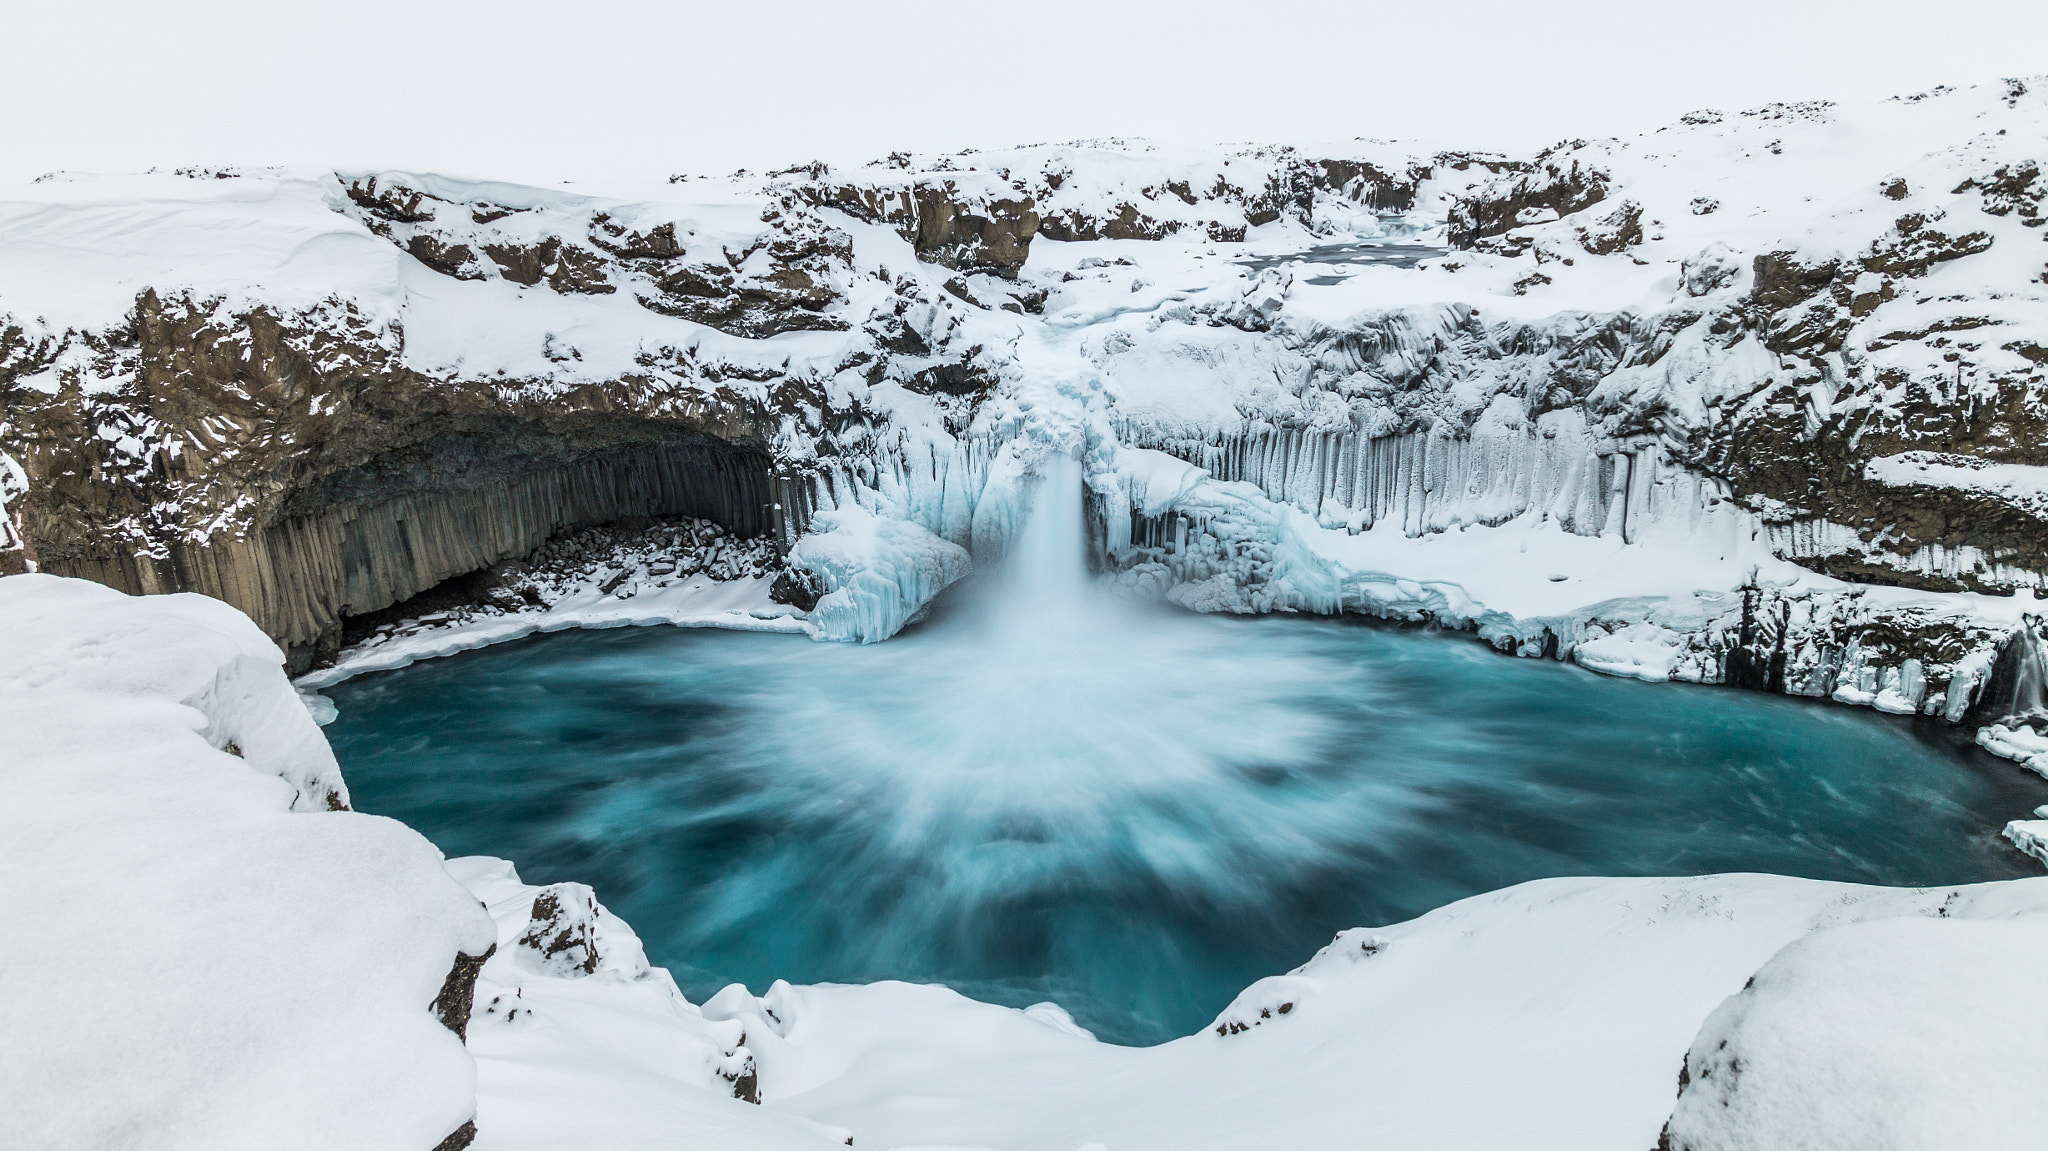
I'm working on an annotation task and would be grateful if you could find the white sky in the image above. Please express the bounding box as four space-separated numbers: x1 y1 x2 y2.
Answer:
4 0 2045 188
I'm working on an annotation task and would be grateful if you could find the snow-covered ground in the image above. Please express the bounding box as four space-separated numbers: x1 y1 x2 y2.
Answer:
0 575 495 1151
447 845 2048 1151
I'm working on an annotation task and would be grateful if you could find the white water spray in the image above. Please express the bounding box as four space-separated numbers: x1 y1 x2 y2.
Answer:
1995 616 2048 725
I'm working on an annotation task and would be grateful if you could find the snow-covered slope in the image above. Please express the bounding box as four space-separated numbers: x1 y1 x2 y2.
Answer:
0 575 495 1151
437 858 2048 1151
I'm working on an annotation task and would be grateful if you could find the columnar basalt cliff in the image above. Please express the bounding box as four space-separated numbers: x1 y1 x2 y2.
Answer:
4 81 2046 721
4 288 793 664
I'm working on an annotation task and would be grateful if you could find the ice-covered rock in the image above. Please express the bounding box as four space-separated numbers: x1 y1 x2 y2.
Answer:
1574 622 1686 682
790 506 972 642
2005 819 2048 867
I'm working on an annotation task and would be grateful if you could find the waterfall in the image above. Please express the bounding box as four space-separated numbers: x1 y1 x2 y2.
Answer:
1001 452 1090 617
1989 615 2048 726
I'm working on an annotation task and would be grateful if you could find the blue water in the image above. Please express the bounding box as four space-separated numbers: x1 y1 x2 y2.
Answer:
326 604 2047 1046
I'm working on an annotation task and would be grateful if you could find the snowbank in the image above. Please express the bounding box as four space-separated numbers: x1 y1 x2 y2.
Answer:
0 574 495 1151
446 857 849 1151
676 874 2048 1151
1979 721 2048 779
1664 889 2048 1150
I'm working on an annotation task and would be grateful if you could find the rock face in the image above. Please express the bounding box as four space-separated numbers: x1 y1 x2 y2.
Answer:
433 945 498 1040
5 287 789 666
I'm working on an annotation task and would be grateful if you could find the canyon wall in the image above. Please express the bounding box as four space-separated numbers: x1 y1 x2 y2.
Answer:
2 85 2044 708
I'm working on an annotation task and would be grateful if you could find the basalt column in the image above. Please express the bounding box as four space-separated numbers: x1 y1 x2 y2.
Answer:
39 429 783 666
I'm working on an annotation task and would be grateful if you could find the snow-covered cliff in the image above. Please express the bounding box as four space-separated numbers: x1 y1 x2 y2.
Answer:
3 78 2046 736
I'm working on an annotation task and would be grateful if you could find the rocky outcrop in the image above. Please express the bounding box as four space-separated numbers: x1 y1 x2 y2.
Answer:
805 178 1040 279
515 884 602 977
1448 151 1610 249
5 288 797 665
343 174 852 338
433 945 497 1042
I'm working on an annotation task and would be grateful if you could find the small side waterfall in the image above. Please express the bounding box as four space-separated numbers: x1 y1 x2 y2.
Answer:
1981 614 2048 727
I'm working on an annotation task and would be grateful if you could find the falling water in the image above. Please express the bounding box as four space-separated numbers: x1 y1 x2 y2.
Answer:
997 452 1091 617
1986 615 2048 726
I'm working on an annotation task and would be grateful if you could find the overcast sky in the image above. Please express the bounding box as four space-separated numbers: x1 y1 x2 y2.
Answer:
5 0 2045 187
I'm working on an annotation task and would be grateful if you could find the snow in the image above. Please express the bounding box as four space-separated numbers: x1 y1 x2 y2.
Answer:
0 574 495 1151
296 573 805 695
427 823 2048 1151
0 171 403 337
1664 895 2048 1150
1574 621 1687 682
697 875 2048 1151
1865 452 2048 518
446 856 850 1151
2007 820 2048 867
1978 722 2048 778
790 504 973 643
11 74 2048 1150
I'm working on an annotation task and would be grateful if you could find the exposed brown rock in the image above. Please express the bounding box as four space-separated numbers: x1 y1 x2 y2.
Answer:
431 943 495 1042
